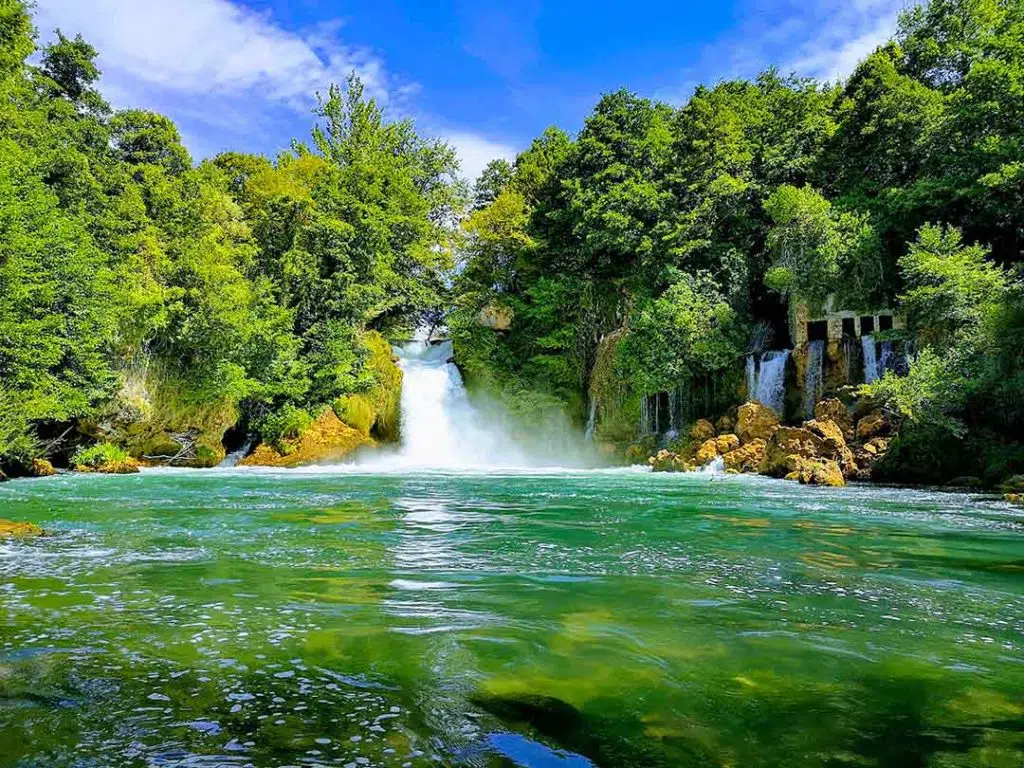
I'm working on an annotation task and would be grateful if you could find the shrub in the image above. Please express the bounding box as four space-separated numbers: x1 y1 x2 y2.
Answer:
258 405 313 454
72 443 131 469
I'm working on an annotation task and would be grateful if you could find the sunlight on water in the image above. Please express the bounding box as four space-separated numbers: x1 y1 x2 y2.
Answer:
1 469 1023 766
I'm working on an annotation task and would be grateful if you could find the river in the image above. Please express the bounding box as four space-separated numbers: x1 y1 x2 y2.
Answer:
1 467 1022 767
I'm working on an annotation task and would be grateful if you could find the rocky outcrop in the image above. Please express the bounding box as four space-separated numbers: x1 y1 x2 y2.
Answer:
649 450 695 473
715 434 740 455
0 520 43 538
715 413 736 435
856 409 891 442
241 408 373 468
30 459 57 478
759 426 829 476
75 458 140 474
814 399 854 441
690 419 717 442
722 439 766 473
1006 493 1023 505
695 439 720 466
736 402 780 444
785 457 846 487
803 419 857 476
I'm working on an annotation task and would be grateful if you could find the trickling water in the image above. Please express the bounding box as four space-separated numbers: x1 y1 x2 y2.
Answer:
745 354 757 399
752 350 791 415
584 399 597 441
879 340 895 378
220 439 253 467
804 340 825 419
862 335 880 383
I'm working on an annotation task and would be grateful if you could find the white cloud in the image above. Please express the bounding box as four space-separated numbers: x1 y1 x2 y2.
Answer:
445 131 518 183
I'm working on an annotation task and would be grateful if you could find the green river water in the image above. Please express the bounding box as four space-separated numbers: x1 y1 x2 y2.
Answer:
0 467 1022 767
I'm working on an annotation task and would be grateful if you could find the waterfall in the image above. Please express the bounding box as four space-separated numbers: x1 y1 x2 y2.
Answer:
745 354 757 400
862 335 880 383
221 439 253 467
879 340 895 378
803 340 825 419
584 399 597 441
751 350 791 415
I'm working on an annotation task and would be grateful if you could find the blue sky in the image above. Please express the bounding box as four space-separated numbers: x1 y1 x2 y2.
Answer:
32 0 907 180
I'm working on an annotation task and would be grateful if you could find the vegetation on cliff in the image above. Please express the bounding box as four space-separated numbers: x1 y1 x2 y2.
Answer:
452 0 1024 485
0 0 458 474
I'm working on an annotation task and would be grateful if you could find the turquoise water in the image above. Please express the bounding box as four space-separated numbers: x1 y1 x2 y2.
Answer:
1 468 1023 767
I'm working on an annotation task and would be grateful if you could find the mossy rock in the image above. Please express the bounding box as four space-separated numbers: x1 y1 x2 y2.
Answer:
241 408 373 468
30 459 57 477
335 394 377 436
0 520 43 538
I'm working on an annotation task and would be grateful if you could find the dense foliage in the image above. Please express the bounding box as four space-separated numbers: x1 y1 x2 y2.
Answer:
453 0 1024 483
0 0 463 473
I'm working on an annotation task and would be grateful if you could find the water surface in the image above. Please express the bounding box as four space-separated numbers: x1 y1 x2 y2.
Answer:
1 468 1023 766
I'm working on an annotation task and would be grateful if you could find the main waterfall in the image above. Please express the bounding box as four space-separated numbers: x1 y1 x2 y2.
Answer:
372 339 591 469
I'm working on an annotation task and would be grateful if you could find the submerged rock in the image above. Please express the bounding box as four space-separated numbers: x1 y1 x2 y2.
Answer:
736 402 779 444
0 520 43 538
1006 493 1023 505
241 408 373 468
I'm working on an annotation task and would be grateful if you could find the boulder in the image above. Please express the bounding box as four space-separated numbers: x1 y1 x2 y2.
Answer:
946 476 985 489
715 434 740 455
30 459 57 478
76 458 140 475
695 439 720 466
241 408 373 468
803 419 857 477
736 402 780 445
759 427 828 477
1006 493 1023 505
722 439 766 473
649 450 695 473
0 520 43 538
1000 475 1024 495
689 419 717 442
856 409 892 442
715 413 736 435
814 399 854 441
853 437 891 480
784 457 846 487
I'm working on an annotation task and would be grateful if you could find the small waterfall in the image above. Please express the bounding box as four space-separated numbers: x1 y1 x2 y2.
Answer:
803 340 825 419
699 455 725 475
878 340 895 378
862 335 880 383
751 350 791 415
221 439 253 467
584 399 597 441
745 354 757 400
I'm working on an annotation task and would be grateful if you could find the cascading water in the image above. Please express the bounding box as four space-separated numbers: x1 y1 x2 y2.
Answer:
584 399 597 441
878 340 895 378
221 439 254 467
862 335 879 383
750 350 791 415
803 340 825 419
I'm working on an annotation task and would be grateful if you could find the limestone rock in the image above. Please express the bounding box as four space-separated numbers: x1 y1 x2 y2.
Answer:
784 457 846 487
759 427 828 477
853 437 891 480
0 520 43 538
856 409 891 442
715 434 740 455
803 419 857 477
814 399 854 441
695 439 720 466
241 408 373 468
1006 493 1024 505
722 439 766 473
690 419 717 442
30 459 57 478
649 450 694 473
76 458 140 475
736 402 780 445
715 413 736 435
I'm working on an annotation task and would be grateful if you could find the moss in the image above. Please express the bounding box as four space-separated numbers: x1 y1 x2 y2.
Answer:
241 407 373 467
335 394 377 436
589 329 643 444
73 443 132 469
360 331 402 442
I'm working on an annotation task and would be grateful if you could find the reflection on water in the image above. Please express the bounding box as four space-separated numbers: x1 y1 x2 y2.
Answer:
0 469 1023 766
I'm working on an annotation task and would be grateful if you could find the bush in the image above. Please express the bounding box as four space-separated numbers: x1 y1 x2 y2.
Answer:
258 405 313 454
72 443 131 469
334 394 376 435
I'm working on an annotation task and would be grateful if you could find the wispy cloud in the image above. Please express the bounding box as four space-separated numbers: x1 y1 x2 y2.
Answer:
444 131 519 182
660 0 906 102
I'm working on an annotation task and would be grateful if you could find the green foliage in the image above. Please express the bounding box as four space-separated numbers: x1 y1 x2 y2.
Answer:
72 442 131 469
258 405 313 454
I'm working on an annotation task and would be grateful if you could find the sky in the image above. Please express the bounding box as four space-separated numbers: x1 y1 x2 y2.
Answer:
31 0 910 181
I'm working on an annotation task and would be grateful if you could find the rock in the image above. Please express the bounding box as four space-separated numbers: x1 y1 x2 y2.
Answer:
1006 493 1023 505
759 427 828 477
76 459 140 475
784 457 846 487
853 437 891 480
803 419 857 477
689 419 717 442
0 520 43 538
30 459 57 478
722 439 766 473
649 450 694 473
814 399 854 441
1000 475 1024 494
715 413 736 435
856 409 891 442
695 439 721 466
715 434 740 455
0 468 7 482
736 402 780 445
240 408 373 468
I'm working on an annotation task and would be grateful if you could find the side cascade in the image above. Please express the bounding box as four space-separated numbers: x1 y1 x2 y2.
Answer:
803 340 825 419
748 350 791 415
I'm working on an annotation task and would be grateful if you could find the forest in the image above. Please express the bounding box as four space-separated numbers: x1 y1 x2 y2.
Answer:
1 0 1023 486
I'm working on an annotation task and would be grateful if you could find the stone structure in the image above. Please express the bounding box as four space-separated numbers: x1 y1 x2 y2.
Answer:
790 294 905 348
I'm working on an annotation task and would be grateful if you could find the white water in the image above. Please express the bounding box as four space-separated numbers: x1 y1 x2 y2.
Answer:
220 439 253 467
804 340 825 419
584 399 597 441
863 335 879 383
749 350 791 415
362 340 591 469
